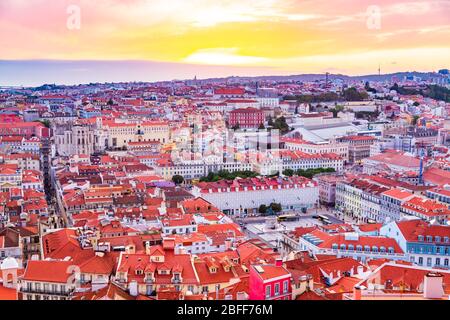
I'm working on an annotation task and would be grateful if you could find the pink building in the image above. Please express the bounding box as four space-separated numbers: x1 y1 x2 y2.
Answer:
249 261 292 300
0 122 49 138
229 107 265 129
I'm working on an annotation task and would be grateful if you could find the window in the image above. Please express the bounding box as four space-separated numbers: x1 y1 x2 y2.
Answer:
283 280 289 294
274 283 280 296
146 285 153 295
436 258 441 266
445 259 449 267
418 257 423 265
427 258 432 267
265 286 271 298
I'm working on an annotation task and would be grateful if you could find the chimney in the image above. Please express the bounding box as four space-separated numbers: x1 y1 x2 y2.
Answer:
236 292 249 300
357 266 364 276
353 286 362 300
275 258 283 267
424 272 444 299
225 239 232 250
129 280 139 297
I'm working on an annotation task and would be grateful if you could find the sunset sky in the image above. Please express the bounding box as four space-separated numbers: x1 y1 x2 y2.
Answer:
0 0 449 85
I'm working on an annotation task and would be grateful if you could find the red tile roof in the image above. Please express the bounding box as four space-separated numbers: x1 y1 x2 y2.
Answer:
22 260 75 283
0 286 17 300
396 220 450 242
252 264 290 281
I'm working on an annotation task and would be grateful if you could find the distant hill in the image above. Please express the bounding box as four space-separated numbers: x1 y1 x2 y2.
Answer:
197 71 446 84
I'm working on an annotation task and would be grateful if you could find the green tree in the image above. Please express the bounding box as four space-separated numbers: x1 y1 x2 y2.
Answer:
172 175 184 185
271 116 290 135
282 169 294 177
343 87 369 101
259 205 268 215
270 203 282 213
412 115 420 126
284 92 340 103
217 170 231 180
37 119 51 128
329 105 344 118
365 82 377 94
296 168 335 178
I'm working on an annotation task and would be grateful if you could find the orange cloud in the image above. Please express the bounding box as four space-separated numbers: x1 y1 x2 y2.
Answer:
0 0 448 75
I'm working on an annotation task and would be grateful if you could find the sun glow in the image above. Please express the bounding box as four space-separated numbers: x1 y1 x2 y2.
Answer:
0 0 448 75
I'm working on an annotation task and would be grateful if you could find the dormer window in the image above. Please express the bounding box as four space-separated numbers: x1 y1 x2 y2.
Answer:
388 247 394 254
435 236 441 243
209 267 217 274
426 236 433 242
444 237 449 243
418 235 424 242
173 273 181 281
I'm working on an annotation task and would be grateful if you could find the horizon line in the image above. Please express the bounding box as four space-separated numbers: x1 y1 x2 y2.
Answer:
0 59 448 88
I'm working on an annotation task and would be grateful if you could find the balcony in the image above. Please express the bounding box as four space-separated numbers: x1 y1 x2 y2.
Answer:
144 277 155 284
20 288 74 296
